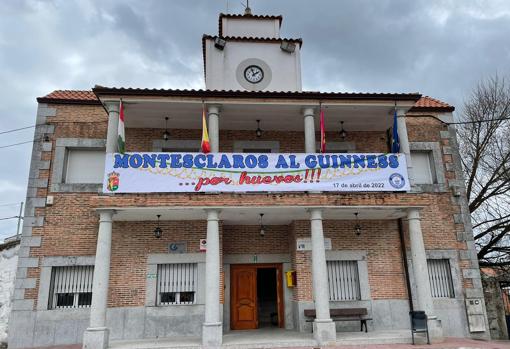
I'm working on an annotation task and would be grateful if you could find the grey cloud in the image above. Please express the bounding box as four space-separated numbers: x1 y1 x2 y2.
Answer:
0 0 509 239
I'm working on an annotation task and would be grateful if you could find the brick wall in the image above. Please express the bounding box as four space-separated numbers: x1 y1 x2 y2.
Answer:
18 101 478 312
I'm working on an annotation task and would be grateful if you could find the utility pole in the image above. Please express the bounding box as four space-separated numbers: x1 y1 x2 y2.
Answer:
16 201 24 240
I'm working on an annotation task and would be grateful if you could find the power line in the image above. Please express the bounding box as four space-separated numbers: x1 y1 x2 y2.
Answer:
0 216 19 221
0 125 36 135
0 139 41 149
0 120 108 137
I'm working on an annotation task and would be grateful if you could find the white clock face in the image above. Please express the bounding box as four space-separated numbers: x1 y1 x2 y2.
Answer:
244 65 264 84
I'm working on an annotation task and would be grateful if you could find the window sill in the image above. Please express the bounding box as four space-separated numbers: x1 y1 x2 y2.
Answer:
51 183 102 193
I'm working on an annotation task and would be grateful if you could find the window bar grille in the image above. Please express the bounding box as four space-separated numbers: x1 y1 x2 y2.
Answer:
157 263 197 305
327 261 360 301
49 266 94 309
427 259 454 298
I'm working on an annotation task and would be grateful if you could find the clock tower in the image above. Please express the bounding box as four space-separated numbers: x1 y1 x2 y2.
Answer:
203 11 302 92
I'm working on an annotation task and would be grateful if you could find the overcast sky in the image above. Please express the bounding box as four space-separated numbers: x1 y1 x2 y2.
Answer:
1 0 509 241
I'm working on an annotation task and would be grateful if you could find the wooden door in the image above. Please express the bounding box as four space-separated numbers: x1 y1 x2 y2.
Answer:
231 266 258 330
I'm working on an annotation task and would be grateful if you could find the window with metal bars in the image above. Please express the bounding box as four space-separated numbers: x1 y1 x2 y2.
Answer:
427 259 455 298
48 265 94 309
326 260 361 301
157 263 198 305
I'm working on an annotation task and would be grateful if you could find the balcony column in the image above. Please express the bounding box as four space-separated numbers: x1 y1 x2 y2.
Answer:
202 209 222 347
208 105 221 153
407 208 443 341
309 209 336 345
105 102 119 153
396 108 414 185
83 210 115 349
303 107 316 153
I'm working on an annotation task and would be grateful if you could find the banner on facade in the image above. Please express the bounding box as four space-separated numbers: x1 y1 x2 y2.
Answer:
103 152 410 193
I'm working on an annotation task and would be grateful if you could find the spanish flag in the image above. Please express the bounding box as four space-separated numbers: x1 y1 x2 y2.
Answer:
201 106 211 153
320 107 326 153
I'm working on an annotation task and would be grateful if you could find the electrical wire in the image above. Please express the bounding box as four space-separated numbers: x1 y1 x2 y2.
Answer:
0 216 19 221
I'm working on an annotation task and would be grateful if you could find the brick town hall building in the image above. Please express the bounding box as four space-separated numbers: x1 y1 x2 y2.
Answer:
9 10 489 349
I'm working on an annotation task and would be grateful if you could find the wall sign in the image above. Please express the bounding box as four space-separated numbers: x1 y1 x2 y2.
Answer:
168 242 187 254
103 152 410 193
296 238 332 251
199 239 207 252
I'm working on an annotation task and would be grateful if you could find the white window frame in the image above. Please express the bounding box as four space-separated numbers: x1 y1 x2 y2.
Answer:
156 263 198 306
325 250 371 301
411 150 436 184
37 256 95 311
233 141 280 153
327 260 361 301
64 149 106 184
427 258 455 299
51 139 106 192
146 253 205 307
410 142 447 192
48 265 94 309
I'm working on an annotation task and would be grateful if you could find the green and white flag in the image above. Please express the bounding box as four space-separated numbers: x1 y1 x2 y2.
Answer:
118 100 125 153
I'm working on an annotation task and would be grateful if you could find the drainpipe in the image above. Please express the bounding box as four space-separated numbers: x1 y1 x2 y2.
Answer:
398 218 413 311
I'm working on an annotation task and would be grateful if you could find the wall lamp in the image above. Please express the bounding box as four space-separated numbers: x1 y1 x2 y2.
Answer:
154 214 163 239
280 40 296 53
214 37 226 50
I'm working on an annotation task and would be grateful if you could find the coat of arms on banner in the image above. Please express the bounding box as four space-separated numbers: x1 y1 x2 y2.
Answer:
107 171 120 191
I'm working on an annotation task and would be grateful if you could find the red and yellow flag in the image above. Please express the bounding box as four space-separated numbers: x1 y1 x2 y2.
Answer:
320 107 326 153
201 106 211 153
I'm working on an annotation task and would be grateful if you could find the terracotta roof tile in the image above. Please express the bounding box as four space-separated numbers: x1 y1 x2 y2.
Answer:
38 88 453 113
37 90 100 104
410 96 454 112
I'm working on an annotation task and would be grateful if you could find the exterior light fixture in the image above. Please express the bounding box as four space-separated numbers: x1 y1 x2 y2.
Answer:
154 214 163 239
339 121 347 141
280 41 296 53
259 213 265 237
214 37 226 50
163 117 170 141
354 212 361 236
256 119 262 138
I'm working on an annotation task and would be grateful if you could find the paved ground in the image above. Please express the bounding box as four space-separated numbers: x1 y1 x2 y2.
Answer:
16 338 510 349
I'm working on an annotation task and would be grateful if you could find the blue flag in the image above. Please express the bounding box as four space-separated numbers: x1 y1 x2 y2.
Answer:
391 108 400 153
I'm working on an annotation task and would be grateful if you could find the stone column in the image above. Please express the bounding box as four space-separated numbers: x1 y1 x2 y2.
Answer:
202 209 222 347
407 208 443 341
396 109 414 185
105 102 120 153
303 107 316 153
83 210 115 349
309 209 336 345
208 105 220 153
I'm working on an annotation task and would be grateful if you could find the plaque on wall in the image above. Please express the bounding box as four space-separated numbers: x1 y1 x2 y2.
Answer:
168 242 187 254
296 238 332 251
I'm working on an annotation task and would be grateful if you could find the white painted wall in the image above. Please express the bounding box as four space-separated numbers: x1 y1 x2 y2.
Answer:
205 39 302 91
0 243 19 344
222 18 280 38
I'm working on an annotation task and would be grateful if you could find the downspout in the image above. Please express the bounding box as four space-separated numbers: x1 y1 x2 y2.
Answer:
388 122 414 311
398 218 414 311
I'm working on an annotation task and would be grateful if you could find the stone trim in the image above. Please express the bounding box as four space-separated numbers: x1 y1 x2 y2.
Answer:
410 141 447 192
145 253 206 307
37 256 95 311
223 253 289 264
232 140 280 153
51 138 106 192
152 139 201 152
12 103 56 312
